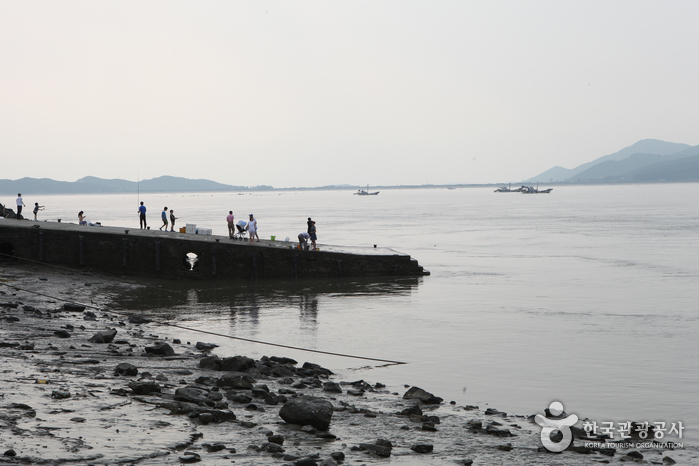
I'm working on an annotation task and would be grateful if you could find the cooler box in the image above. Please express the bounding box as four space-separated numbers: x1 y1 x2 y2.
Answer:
201 229 212 235
186 224 196 234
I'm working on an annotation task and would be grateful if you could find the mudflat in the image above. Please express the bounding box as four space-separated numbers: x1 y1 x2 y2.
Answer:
0 263 681 465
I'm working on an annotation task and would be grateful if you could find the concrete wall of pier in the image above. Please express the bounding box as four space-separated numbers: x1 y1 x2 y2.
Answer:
0 221 428 280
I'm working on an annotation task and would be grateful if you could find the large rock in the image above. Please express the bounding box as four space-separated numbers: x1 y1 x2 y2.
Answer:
114 363 138 376
144 342 175 356
199 355 222 370
128 381 161 395
88 329 117 343
402 386 443 404
216 374 255 389
279 396 333 431
220 356 255 372
175 387 212 405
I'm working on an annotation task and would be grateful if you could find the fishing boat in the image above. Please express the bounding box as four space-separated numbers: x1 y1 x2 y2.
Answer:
520 183 553 194
494 183 522 193
354 185 379 195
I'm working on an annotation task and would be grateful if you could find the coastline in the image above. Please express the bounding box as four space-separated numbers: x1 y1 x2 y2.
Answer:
0 263 687 465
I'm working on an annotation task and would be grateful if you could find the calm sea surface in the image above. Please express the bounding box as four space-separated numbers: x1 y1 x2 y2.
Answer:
28 184 699 443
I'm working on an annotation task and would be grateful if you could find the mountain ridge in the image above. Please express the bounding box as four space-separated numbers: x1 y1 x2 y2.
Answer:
526 139 698 183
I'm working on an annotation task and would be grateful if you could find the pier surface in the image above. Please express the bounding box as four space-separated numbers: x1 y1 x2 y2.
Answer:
0 219 429 280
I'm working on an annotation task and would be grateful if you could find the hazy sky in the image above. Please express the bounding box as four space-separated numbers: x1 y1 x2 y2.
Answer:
2 1 698 187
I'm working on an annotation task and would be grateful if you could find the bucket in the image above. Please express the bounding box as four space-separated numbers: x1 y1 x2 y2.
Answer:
270 235 276 241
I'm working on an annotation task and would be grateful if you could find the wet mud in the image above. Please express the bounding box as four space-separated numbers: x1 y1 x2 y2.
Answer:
0 263 690 465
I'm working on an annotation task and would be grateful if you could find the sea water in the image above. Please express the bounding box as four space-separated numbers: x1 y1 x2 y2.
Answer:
23 183 699 443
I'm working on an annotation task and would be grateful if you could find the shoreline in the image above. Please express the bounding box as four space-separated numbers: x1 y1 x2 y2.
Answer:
0 263 688 465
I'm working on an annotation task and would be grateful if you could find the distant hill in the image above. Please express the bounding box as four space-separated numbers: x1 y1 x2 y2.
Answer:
526 139 692 183
601 154 699 183
0 176 252 195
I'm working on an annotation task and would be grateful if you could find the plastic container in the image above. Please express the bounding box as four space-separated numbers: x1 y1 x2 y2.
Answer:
179 227 186 233
186 224 196 234
270 235 276 241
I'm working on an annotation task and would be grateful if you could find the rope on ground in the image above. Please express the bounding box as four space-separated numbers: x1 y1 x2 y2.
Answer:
0 262 407 366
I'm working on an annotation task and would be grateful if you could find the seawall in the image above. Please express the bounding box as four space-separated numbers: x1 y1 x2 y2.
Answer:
0 219 429 280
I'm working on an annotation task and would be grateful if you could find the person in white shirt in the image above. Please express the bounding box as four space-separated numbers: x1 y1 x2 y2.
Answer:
247 214 259 243
16 194 25 216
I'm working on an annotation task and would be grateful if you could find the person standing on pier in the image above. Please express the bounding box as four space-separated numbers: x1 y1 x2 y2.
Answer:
16 194 25 217
247 214 258 243
169 209 178 232
227 211 235 238
33 202 44 220
159 207 168 231
138 202 147 229
309 220 317 250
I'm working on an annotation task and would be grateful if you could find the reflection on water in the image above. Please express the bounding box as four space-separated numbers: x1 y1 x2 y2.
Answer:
112 276 421 328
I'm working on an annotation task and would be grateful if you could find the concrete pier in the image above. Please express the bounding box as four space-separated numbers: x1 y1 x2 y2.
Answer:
0 219 429 280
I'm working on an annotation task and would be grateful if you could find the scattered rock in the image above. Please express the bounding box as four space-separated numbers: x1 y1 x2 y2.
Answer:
179 452 201 463
88 328 118 343
114 362 138 376
63 303 86 312
279 396 334 431
128 315 151 324
128 381 161 395
195 341 218 351
402 386 443 404
293 458 319 466
411 443 433 453
54 329 71 338
323 382 342 393
144 341 175 356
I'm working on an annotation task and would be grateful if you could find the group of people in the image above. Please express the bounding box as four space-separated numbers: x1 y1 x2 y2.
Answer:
226 212 259 242
298 217 317 250
12 193 44 221
224 211 317 250
136 202 178 231
8 195 320 249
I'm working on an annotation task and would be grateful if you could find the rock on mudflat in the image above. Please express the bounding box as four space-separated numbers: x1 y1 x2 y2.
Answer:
279 396 333 431
128 381 161 395
411 443 434 453
63 303 86 312
114 363 138 376
88 328 117 343
144 342 175 356
402 386 443 404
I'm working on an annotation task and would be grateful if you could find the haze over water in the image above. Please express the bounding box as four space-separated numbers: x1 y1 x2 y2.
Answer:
25 183 699 443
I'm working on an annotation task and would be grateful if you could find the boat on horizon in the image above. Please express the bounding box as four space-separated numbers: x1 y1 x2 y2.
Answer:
354 185 380 195
520 183 553 194
494 183 523 193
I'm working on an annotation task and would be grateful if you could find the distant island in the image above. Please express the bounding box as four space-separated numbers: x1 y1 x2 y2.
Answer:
0 176 482 196
2 139 698 195
526 139 699 183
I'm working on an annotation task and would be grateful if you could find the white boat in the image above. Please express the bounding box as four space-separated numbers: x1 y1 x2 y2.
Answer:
354 185 379 195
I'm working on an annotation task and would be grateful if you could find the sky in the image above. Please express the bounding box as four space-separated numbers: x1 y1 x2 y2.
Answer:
1 1 699 188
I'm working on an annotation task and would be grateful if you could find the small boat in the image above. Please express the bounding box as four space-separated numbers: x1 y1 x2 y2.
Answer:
520 183 553 194
494 183 522 193
354 185 379 195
